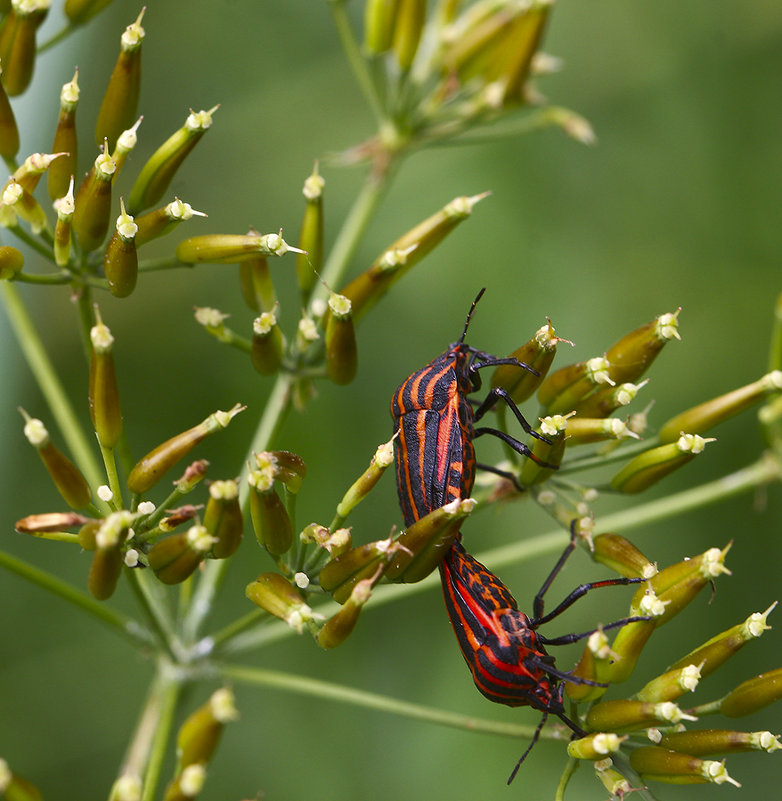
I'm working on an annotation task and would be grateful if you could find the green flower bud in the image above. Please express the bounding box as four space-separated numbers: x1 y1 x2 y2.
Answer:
176 687 238 771
668 603 777 680
564 629 613 703
300 523 352 558
629 746 740 786
607 594 666 684
610 434 715 494
254 450 307 495
316 573 377 649
296 163 324 301
163 763 206 801
245 572 315 633
593 758 632 798
720 667 782 718
238 254 275 313
110 116 142 179
104 198 138 297
335 437 395 521
592 532 657 580
78 519 101 550
88 511 133 599
13 151 63 194
567 732 625 760
296 313 319 352
0 757 43 801
392 0 425 70
128 106 218 214
135 198 205 248
108 773 142 801
0 0 49 97
72 148 116 252
660 729 782 757
605 310 681 385
586 699 697 733
364 0 400 54
53 177 75 267
636 663 702 703
0 64 19 159
385 497 475 583
148 525 215 585
21 410 91 509
573 379 648 419
537 356 614 415
127 404 244 495
658 370 782 444
89 311 123 448
517 414 567 486
1 177 47 233
0 244 23 279
176 231 298 264
319 537 398 604
64 0 114 25
95 9 144 150
202 479 242 559
248 470 292 556
251 305 284 376
490 320 565 403
337 193 488 322
325 293 358 385
48 69 79 201
565 416 639 445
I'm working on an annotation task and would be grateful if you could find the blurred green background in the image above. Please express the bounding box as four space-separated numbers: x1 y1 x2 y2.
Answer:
1 1 781 799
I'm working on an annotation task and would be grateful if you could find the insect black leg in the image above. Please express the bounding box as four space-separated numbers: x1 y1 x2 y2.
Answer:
507 712 548 785
531 523 579 621
474 461 525 492
473 386 549 444
473 426 558 469
538 614 651 647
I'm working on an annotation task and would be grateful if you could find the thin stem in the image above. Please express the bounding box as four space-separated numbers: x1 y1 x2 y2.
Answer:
138 257 190 273
1 282 104 488
0 548 152 648
125 568 180 662
554 758 579 801
8 224 55 260
206 608 267 653
220 662 550 741
12 271 73 284
39 24 77 53
100 443 125 508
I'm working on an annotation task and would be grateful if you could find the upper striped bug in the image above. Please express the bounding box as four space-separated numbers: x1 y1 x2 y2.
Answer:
390 288 552 527
439 526 649 784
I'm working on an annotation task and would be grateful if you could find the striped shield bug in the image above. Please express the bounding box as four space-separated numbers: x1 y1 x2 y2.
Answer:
391 288 552 527
439 525 649 783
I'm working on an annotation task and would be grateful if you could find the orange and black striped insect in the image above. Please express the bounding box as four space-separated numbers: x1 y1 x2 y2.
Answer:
440 528 649 783
391 289 550 527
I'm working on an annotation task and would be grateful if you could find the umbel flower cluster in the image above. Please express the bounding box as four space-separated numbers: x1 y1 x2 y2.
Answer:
1 2 781 800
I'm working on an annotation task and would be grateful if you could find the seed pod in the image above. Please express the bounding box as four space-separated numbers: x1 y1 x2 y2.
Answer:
490 320 564 403
104 198 138 297
586 699 696 733
364 0 400 54
564 629 613 703
629 746 740 786
87 511 133 600
385 497 475 583
89 311 123 447
610 434 715 494
238 253 275 312
605 310 681 385
636 663 702 703
95 9 144 150
607 594 666 684
660 729 781 757
325 293 358 385
109 773 142 801
537 356 614 415
127 404 245 495
565 416 639 446
518 414 568 486
72 148 116 252
254 450 307 495
567 733 625 761
21 411 91 509
316 573 377 649
719 667 782 718
1 177 47 233
658 370 782 444
53 177 76 266
110 116 142 179
176 687 238 771
337 193 488 322
15 511 87 534
128 106 218 215
148 525 216 585
64 0 114 25
0 757 43 801
0 244 23 279
392 0 425 70
176 231 297 264
245 572 314 632
48 69 79 201
248 470 292 556
572 379 647 419
319 537 397 604
495 2 551 105
135 198 205 248
667 603 777 679
202 479 242 559
594 758 632 798
296 163 324 301
163 763 206 801
592 532 657 580
78 519 101 550
0 64 19 159
335 437 395 521
13 151 63 194
0 0 49 97
250 305 284 376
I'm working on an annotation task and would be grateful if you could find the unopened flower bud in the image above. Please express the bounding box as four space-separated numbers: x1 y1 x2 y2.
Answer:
605 310 681 384
163 763 206 801
325 292 357 385
567 732 625 760
135 198 205 247
610 434 715 494
21 410 91 509
586 699 696 733
89 310 123 447
719 667 782 718
176 231 298 264
335 437 395 521
364 0 400 54
48 69 79 200
176 687 238 770
127 404 244 494
95 9 144 150
0 244 23 279
0 0 49 97
629 746 740 786
254 450 307 495
296 163 324 301
537 356 614 415
72 147 116 252
564 629 613 703
518 414 567 486
636 663 702 703
248 472 292 556
392 0 425 70
245 572 314 632
319 536 397 604
104 198 138 297
202 479 242 559
316 573 377 649
659 729 782 756
592 532 657 580
148 525 215 585
251 305 284 376
128 106 218 214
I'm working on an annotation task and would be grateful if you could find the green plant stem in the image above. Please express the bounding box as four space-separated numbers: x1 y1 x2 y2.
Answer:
220 662 551 741
554 758 579 801
13 271 74 284
125 568 180 662
1 281 104 489
138 257 190 272
8 224 55 260
100 443 125 508
0 547 152 647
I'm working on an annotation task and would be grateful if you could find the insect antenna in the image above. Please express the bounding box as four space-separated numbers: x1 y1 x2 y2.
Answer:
457 287 486 345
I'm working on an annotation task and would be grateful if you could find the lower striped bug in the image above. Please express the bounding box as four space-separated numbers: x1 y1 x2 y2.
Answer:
391 288 553 527
439 526 649 784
